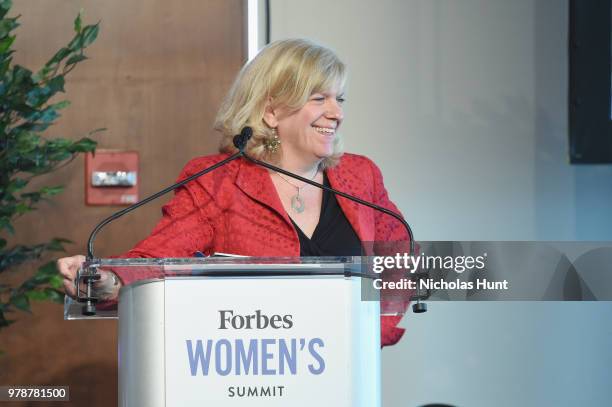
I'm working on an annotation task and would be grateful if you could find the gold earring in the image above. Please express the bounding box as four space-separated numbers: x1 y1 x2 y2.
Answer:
263 128 281 153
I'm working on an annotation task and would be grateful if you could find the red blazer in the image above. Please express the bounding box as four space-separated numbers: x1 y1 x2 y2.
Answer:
116 152 411 346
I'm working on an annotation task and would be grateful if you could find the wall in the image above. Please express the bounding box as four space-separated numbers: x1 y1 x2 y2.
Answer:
0 1 245 405
269 0 612 406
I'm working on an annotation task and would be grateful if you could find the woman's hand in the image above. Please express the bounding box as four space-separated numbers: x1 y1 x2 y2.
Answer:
57 255 122 300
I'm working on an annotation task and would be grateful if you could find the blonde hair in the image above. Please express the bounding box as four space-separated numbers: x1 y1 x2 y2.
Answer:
214 39 347 168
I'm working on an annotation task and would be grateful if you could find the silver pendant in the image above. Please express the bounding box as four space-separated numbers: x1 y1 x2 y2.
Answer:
291 194 305 213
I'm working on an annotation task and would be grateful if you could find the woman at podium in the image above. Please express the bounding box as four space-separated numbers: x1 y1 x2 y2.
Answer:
58 39 411 347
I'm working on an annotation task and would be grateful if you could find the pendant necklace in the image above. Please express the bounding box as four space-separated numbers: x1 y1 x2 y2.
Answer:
276 167 319 214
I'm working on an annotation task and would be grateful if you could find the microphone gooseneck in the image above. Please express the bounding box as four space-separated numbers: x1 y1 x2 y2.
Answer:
242 155 415 255
233 129 426 313
233 126 253 152
83 126 425 314
86 152 243 260
87 125 255 261
82 128 254 314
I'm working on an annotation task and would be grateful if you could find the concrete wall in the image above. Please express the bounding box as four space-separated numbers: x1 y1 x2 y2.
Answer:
269 1 612 405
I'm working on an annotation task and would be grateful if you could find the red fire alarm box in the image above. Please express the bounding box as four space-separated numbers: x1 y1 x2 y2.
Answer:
85 150 139 206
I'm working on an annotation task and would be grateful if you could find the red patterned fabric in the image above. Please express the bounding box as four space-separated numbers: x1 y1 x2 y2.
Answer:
115 152 411 347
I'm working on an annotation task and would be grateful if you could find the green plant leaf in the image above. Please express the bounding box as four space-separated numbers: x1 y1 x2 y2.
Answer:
0 16 19 38
11 65 33 87
0 312 15 328
28 106 60 124
27 288 64 303
46 150 71 162
14 131 40 153
49 274 63 289
32 64 52 82
45 288 64 303
88 127 106 136
26 262 58 285
26 290 47 301
46 75 65 93
0 4 100 337
20 191 42 202
0 57 12 77
69 137 97 153
37 261 57 277
24 272 46 286
49 100 71 111
14 202 31 214
25 76 65 107
0 34 15 53
74 10 82 33
6 178 28 194
47 47 70 66
21 122 51 133
80 23 99 48
11 102 36 117
39 185 64 196
65 54 87 66
0 217 15 235
11 294 30 312
0 0 13 19
45 137 72 150
46 237 72 251
0 243 58 273
56 237 73 243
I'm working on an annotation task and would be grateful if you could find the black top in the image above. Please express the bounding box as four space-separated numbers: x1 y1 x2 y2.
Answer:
290 173 362 256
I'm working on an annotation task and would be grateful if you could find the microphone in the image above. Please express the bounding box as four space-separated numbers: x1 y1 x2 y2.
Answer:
235 129 427 314
85 125 254 259
233 126 253 152
86 151 243 260
81 126 426 314
80 132 252 314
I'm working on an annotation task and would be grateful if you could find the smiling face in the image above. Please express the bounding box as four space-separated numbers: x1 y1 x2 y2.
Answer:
265 89 345 166
216 39 348 168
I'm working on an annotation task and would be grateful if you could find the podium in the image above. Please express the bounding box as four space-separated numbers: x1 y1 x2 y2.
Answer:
65 257 382 406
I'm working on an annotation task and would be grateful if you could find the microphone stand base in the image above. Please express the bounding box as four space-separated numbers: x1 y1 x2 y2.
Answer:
413 302 427 313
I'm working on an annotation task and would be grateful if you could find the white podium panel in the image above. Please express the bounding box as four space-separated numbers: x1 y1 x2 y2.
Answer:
164 276 379 406
110 258 380 407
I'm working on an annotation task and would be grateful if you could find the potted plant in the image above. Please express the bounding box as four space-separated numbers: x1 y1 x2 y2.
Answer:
0 0 101 337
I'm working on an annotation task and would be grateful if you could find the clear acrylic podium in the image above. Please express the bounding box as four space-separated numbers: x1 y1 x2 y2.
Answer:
64 257 382 407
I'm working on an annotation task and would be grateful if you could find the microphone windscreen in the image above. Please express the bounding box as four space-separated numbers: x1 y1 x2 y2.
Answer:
233 126 253 150
241 126 253 140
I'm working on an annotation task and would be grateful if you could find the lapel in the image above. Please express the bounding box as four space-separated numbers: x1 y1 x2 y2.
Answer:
234 158 294 229
326 165 373 242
